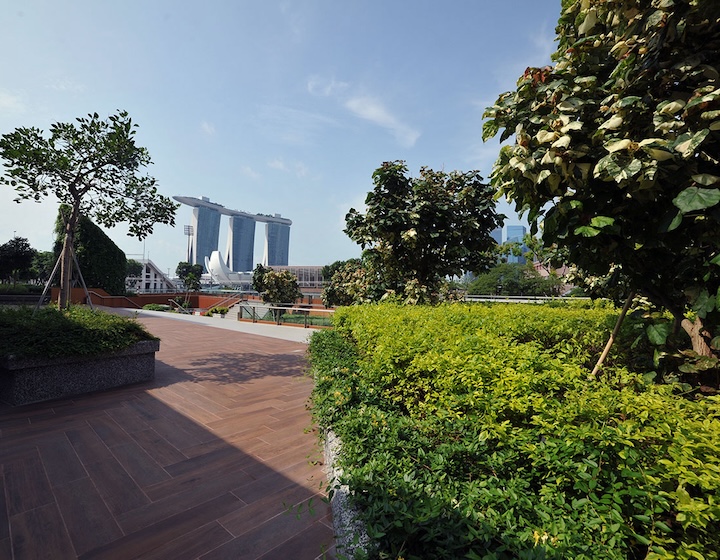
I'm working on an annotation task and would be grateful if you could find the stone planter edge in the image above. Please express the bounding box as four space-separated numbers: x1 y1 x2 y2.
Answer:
0 339 160 406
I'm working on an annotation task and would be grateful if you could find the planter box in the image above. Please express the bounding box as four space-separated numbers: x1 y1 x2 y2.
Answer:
0 340 160 406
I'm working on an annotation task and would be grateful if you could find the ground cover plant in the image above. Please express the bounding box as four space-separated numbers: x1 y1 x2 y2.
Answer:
0 306 157 359
308 302 720 560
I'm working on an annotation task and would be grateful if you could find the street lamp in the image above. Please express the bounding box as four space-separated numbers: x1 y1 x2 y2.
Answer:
183 225 194 263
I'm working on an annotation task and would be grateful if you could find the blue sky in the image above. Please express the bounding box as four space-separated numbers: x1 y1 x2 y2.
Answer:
0 0 559 275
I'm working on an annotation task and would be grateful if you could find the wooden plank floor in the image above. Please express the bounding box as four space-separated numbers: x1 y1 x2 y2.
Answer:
0 315 335 559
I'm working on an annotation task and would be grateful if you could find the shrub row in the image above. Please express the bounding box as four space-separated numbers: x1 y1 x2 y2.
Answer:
0 306 157 359
308 302 720 560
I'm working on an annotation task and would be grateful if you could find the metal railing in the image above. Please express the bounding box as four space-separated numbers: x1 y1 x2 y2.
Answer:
464 294 589 303
237 304 334 328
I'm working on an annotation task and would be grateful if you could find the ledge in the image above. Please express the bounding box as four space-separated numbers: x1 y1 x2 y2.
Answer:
0 340 160 406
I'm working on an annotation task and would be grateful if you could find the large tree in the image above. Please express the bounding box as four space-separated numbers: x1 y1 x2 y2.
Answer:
0 236 36 284
53 206 128 295
345 161 504 304
0 111 179 308
253 264 302 305
483 0 720 357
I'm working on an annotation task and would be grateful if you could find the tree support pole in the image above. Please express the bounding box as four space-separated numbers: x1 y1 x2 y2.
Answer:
591 292 635 378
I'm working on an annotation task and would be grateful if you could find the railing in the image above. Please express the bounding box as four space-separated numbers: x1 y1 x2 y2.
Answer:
237 304 334 328
464 294 590 303
88 291 143 309
211 294 247 310
167 299 192 314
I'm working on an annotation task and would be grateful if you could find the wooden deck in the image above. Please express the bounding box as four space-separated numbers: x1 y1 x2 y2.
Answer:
0 315 335 559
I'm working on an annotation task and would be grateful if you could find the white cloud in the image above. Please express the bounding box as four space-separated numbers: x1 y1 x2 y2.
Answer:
307 75 349 97
268 158 287 171
255 105 337 146
46 78 86 93
345 96 420 148
200 120 216 136
240 165 261 180
268 157 309 178
0 90 25 113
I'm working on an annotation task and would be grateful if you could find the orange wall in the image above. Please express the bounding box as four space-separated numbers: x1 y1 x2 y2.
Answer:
49 288 330 311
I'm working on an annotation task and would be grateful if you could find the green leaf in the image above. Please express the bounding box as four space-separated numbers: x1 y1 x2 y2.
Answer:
646 323 672 346
589 216 615 229
664 211 683 232
692 174 720 186
673 187 720 213
673 129 710 158
574 225 600 237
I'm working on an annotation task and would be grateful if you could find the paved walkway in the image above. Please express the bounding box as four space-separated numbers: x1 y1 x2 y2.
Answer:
0 311 335 559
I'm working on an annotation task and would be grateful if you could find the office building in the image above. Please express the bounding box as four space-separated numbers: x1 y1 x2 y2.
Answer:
506 225 527 264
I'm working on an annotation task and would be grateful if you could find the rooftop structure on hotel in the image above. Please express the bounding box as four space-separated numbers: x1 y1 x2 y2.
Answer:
174 196 291 272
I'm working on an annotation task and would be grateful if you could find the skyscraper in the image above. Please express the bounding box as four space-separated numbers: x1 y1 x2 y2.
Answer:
263 221 290 267
226 215 256 272
174 196 292 272
192 204 221 271
506 225 527 264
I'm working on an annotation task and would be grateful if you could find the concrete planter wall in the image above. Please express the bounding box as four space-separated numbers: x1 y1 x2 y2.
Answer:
0 340 160 406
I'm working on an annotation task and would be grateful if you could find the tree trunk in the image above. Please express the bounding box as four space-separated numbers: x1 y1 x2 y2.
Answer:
59 205 80 310
680 316 715 357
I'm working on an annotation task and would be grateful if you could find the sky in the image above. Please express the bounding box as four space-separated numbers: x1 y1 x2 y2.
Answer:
0 0 560 276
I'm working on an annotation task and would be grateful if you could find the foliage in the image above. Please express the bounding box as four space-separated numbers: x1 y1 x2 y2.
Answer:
320 258 381 307
0 283 44 295
0 236 36 284
208 306 229 315
31 251 56 285
176 262 203 292
322 259 361 284
127 259 143 278
468 262 563 296
142 303 170 312
253 264 302 306
309 303 720 559
482 0 720 358
345 161 504 304
0 110 179 308
53 206 128 295
252 263 271 294
0 305 157 359
279 313 333 327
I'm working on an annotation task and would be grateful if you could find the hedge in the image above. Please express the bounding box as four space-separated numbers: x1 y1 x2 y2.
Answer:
308 302 720 560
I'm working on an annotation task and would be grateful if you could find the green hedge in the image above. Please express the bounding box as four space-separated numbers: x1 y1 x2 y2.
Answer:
0 306 158 359
308 303 720 560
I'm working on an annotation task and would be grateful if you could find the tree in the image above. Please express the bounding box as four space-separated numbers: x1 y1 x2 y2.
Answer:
467 262 562 297
320 258 380 307
253 265 302 305
253 265 302 320
321 259 361 285
0 236 36 284
176 262 203 292
0 111 179 308
127 259 143 279
252 263 271 294
345 161 504 304
53 206 128 295
483 0 720 357
31 251 56 285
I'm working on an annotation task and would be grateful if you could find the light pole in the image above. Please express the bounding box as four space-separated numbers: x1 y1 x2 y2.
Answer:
184 225 194 263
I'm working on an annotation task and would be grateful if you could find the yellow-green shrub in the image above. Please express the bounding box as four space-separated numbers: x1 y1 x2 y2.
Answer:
308 303 720 560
